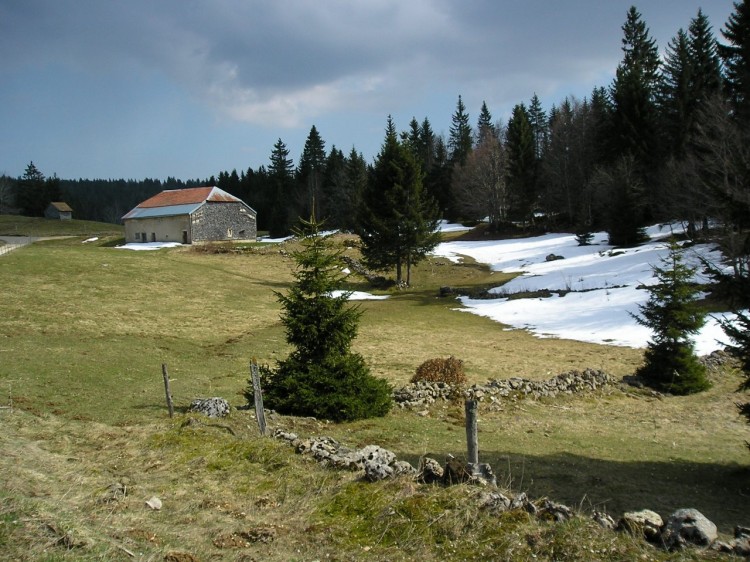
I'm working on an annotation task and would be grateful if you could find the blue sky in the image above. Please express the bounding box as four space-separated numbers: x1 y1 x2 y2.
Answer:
0 1 736 181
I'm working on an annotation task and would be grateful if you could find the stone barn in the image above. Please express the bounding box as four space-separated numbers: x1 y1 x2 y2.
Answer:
45 202 73 220
122 186 257 244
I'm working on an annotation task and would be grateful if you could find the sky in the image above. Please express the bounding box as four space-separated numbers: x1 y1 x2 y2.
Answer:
0 1 737 181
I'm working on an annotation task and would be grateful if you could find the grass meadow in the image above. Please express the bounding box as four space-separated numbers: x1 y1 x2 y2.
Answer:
0 218 748 561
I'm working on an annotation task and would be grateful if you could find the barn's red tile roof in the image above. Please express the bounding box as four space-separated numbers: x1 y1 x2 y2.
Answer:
122 186 255 221
137 186 239 208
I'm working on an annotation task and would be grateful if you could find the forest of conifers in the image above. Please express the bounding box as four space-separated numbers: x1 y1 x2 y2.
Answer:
2 5 749 250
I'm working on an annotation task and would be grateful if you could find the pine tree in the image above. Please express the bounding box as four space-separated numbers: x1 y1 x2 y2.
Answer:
320 146 346 228
425 134 454 220
402 117 422 161
357 116 440 285
268 139 295 238
448 95 473 166
660 11 723 158
297 125 327 219
633 239 709 395
335 147 368 232
720 0 750 127
689 9 723 104
528 93 548 160
419 117 437 171
609 6 661 167
259 216 391 422
659 29 693 157
505 103 536 223
16 161 47 217
476 101 495 145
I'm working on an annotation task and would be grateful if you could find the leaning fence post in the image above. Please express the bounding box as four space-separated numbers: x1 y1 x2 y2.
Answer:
250 358 267 436
162 363 174 418
465 399 479 466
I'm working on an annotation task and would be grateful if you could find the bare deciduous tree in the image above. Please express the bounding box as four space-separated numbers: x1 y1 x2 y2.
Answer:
452 135 509 230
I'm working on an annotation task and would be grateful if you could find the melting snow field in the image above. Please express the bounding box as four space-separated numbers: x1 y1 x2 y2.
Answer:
116 242 184 251
432 223 738 355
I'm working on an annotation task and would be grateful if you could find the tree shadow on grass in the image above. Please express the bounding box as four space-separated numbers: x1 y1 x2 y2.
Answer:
393 448 750 534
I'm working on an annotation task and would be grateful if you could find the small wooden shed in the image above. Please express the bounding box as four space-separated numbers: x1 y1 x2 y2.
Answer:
45 202 73 220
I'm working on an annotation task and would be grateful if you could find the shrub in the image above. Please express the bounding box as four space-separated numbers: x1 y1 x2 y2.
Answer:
412 356 466 385
575 231 594 246
632 239 709 395
259 216 392 422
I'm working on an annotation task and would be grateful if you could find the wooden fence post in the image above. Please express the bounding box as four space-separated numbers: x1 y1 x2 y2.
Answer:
162 363 174 418
465 399 479 466
250 359 267 436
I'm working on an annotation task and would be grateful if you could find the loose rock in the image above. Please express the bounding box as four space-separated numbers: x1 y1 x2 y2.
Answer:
189 397 230 418
418 457 444 484
661 508 717 550
618 509 663 542
145 496 162 511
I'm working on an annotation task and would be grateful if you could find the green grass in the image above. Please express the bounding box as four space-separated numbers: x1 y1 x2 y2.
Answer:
0 231 748 560
0 215 124 237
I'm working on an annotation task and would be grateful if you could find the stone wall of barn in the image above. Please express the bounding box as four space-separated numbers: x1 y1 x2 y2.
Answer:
124 215 190 243
191 202 257 242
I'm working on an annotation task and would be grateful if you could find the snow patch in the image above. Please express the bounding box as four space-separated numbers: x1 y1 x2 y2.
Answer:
433 223 737 353
116 242 183 251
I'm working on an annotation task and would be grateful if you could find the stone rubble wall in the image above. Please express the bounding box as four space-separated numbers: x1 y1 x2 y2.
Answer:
393 368 612 409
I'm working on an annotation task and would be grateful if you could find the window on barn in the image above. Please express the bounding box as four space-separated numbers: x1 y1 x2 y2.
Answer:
227 228 233 238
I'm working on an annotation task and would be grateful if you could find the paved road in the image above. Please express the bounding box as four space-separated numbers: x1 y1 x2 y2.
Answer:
0 236 38 256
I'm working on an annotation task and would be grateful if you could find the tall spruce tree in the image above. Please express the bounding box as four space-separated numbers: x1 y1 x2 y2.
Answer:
259 216 391 422
633 239 709 395
609 7 661 168
418 117 437 171
334 147 368 232
16 161 48 217
528 93 548 161
605 7 661 241
448 95 473 166
660 11 723 158
720 0 750 127
425 134 454 220
320 146 346 228
689 9 723 105
268 139 295 238
297 125 327 219
476 101 496 145
357 116 440 285
659 29 694 157
505 103 537 223
402 117 422 160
